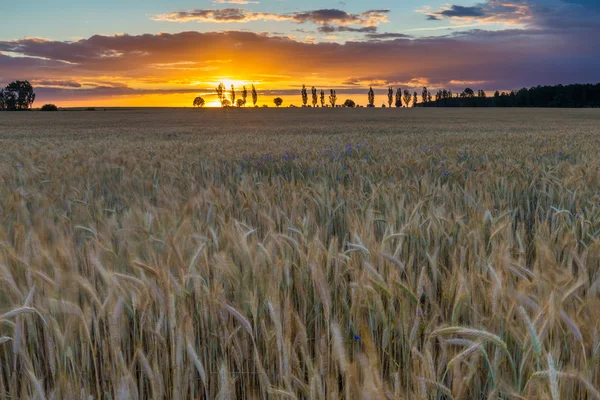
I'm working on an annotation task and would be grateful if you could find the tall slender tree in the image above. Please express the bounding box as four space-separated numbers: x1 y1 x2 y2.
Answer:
395 88 402 107
320 89 325 107
367 87 375 107
230 85 236 105
311 86 318 107
412 91 418 107
251 84 258 106
216 82 225 106
329 90 337 107
388 87 393 108
301 85 308 107
421 87 428 105
0 90 5 111
241 86 248 106
402 90 411 108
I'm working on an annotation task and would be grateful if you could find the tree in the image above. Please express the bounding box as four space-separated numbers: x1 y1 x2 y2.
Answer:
236 99 245 107
222 99 231 107
428 92 433 103
403 90 412 108
388 87 393 108
216 82 225 106
463 88 475 98
421 87 428 105
251 84 258 106
301 85 308 107
0 89 6 110
40 104 58 111
343 99 356 108
412 91 418 107
193 97 205 108
230 85 236 105
395 88 402 107
311 86 318 107
241 86 248 107
320 89 326 107
367 87 375 107
4 80 35 110
329 90 337 107
273 97 283 107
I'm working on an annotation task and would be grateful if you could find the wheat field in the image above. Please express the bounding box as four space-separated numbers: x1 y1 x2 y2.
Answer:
1 108 600 399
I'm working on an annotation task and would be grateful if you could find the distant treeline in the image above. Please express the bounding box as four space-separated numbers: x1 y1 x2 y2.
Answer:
421 83 600 108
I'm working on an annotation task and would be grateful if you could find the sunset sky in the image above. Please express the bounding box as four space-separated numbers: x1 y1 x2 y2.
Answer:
1 0 599 107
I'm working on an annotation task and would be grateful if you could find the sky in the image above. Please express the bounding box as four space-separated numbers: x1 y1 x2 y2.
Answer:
1 0 599 107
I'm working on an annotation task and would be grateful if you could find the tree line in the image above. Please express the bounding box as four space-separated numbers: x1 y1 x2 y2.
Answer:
194 82 600 109
420 83 600 108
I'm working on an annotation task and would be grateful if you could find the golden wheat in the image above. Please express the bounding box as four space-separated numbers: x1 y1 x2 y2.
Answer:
0 108 599 398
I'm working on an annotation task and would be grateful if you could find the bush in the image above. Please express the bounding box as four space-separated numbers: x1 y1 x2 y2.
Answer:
40 104 58 111
85 107 96 111
343 99 356 108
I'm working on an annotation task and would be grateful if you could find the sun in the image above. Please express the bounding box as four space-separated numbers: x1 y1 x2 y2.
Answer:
201 78 255 106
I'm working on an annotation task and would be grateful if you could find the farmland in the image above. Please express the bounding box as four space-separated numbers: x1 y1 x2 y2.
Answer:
1 108 600 398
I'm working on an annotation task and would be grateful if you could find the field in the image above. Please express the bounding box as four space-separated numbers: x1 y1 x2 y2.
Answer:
1 108 600 399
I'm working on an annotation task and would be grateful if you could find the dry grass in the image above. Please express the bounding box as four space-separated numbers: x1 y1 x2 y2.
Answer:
1 108 600 399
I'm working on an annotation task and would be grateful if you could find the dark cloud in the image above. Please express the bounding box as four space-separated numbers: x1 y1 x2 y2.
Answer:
153 8 389 27
439 5 486 17
426 15 442 21
33 80 82 88
427 0 600 30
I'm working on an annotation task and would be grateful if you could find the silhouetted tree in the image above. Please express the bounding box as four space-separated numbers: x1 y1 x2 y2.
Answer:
236 99 244 107
230 85 236 105
388 87 393 108
329 90 337 107
4 80 35 110
216 82 225 106
251 84 258 106
311 86 318 107
412 91 418 107
463 88 475 98
395 88 402 107
343 99 356 108
241 86 247 106
320 89 326 107
0 89 6 110
427 92 433 103
301 85 308 107
403 90 412 108
421 87 428 105
193 97 205 107
274 97 283 107
40 104 58 111
367 86 375 107
222 99 231 107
